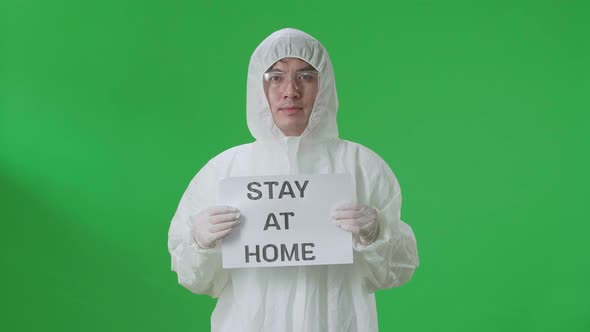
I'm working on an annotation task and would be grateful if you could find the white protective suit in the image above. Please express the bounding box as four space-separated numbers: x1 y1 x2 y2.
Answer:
168 28 419 332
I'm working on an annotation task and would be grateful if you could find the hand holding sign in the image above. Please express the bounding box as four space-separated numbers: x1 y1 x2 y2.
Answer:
331 203 380 246
190 206 242 249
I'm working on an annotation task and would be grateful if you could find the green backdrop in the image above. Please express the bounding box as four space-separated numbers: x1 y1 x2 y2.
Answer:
1 0 588 331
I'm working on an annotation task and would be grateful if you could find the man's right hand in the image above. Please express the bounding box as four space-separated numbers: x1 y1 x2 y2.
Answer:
190 206 241 249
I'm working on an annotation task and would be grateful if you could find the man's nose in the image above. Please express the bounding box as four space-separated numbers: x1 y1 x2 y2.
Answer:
281 79 300 99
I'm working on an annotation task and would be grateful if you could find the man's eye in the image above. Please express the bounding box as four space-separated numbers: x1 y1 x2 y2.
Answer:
297 72 316 80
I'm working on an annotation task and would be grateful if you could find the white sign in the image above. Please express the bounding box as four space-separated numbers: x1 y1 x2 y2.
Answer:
218 174 355 268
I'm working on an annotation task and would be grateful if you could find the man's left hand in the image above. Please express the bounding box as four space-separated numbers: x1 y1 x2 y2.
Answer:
331 203 380 246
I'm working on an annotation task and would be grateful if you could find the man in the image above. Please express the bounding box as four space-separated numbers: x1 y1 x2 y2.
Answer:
168 28 419 332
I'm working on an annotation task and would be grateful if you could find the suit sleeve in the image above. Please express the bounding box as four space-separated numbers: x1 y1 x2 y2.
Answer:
167 162 229 297
353 154 419 293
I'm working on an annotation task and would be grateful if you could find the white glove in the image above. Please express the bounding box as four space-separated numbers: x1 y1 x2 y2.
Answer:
331 203 380 246
190 206 241 249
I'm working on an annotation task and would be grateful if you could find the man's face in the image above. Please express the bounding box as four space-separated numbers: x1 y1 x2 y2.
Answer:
263 57 319 136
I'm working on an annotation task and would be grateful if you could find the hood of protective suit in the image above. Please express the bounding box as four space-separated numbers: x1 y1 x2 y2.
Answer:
246 28 339 141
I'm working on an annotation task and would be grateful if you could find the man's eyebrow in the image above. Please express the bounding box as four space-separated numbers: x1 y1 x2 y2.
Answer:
298 65 317 72
265 64 318 73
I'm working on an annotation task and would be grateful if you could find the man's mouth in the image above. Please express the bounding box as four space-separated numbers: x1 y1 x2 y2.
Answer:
280 106 303 114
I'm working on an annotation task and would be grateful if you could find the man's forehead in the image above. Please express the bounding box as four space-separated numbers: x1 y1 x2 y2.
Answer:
267 58 316 72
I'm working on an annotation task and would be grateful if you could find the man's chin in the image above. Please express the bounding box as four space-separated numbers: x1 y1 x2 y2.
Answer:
277 121 306 136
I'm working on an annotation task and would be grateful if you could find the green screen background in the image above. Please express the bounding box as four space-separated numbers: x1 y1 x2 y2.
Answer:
1 0 588 331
